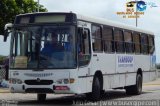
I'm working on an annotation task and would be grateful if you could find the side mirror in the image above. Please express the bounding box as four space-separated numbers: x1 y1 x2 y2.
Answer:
4 23 13 42
4 31 8 42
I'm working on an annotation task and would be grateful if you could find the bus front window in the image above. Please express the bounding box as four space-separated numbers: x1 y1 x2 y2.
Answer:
39 26 76 68
10 25 76 69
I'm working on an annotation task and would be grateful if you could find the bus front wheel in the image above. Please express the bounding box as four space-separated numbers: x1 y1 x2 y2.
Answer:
125 74 142 95
86 76 101 101
37 94 46 102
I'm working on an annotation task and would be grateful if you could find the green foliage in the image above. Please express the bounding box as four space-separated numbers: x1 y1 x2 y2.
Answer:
0 0 47 34
0 55 6 65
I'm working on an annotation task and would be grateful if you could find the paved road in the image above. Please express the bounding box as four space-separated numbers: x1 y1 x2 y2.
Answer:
0 90 160 106
0 79 160 106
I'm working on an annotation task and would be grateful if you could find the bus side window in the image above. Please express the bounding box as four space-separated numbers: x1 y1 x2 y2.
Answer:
114 29 124 53
133 33 141 54
78 28 91 66
92 25 102 52
148 35 155 54
124 31 133 53
102 26 114 53
141 34 148 54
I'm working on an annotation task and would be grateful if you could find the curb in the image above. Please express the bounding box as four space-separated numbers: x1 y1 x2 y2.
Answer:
143 84 160 86
143 78 160 86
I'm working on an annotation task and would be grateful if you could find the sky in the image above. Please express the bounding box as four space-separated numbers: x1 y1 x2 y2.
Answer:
0 0 160 62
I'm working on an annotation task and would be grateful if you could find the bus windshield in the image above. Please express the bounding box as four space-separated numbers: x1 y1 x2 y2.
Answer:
10 25 76 69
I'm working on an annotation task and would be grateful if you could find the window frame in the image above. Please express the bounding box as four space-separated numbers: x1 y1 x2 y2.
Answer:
102 26 114 53
148 35 155 55
91 24 103 52
133 32 141 54
114 28 125 53
140 33 149 55
123 30 134 54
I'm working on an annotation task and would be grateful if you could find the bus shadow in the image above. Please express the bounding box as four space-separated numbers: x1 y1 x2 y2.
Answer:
17 90 151 106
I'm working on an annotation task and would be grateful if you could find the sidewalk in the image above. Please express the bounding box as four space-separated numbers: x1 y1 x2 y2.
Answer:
143 78 160 92
0 79 9 93
143 78 160 86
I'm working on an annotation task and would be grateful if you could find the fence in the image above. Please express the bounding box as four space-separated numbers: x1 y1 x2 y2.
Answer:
157 69 160 78
0 65 6 83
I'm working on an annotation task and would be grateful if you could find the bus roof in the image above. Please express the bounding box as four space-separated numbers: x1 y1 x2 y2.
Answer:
76 14 154 35
16 12 154 35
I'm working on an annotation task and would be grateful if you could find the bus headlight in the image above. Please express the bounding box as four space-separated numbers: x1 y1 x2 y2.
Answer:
56 78 75 84
63 79 69 84
10 78 16 84
17 79 23 84
9 78 23 84
56 79 63 84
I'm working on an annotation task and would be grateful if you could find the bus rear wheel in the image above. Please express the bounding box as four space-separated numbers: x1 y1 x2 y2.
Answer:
37 94 46 102
125 74 142 95
86 76 101 101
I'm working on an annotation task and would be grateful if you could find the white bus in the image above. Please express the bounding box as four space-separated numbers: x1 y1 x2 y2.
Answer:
3 12 156 101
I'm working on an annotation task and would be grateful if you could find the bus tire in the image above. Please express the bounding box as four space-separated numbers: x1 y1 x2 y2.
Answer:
87 76 101 101
37 94 46 102
126 74 142 95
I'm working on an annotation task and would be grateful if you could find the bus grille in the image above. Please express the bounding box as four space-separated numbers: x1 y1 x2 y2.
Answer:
25 80 53 85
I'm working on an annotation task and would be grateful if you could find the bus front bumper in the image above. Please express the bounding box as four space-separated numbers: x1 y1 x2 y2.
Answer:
9 70 78 94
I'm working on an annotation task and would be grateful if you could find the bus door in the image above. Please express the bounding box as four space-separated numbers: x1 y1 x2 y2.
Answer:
77 26 92 93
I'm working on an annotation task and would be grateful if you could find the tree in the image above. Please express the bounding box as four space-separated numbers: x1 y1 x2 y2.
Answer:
0 0 47 35
0 55 6 65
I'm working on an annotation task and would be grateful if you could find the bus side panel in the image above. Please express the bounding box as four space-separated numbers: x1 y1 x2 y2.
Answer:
103 75 111 89
91 53 116 75
134 55 150 72
119 74 126 87
77 77 93 94
103 75 117 89
103 73 136 89
103 74 125 89
77 77 87 93
125 73 136 86
92 53 117 89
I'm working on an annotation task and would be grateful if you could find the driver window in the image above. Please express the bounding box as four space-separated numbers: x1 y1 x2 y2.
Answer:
78 28 91 66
